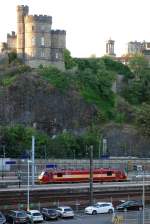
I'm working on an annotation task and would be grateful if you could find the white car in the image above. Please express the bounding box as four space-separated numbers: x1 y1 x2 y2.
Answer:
85 202 114 215
26 210 43 222
56 206 74 218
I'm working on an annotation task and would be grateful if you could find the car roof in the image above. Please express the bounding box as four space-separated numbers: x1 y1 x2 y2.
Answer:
58 206 72 209
28 210 41 213
122 200 141 203
96 202 112 205
10 210 26 213
42 208 56 210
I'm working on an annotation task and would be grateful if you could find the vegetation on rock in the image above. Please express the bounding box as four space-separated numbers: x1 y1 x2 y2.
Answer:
0 53 150 157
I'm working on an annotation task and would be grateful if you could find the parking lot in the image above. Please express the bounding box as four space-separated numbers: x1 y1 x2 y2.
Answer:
35 209 150 224
43 213 112 224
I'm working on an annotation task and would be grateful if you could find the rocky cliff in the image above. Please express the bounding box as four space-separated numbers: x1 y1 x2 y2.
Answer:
0 71 97 135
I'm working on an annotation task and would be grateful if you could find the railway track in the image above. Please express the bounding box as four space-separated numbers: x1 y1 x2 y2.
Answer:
0 181 150 211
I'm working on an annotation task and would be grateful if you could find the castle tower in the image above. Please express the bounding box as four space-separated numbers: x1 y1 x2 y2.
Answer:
24 15 52 67
51 30 66 62
106 38 116 56
16 5 29 59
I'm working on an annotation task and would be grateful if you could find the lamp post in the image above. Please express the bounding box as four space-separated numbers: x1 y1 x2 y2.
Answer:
27 159 32 211
32 123 36 188
31 135 35 187
142 170 145 224
1 145 6 179
89 145 94 206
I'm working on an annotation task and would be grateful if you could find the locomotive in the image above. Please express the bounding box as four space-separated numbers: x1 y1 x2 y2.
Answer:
38 167 127 184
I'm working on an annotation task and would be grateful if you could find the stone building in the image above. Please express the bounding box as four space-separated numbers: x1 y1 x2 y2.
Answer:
127 40 150 54
106 38 116 57
0 5 66 69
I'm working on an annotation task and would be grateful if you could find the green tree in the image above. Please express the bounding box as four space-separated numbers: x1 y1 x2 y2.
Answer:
135 103 150 136
64 49 76 69
102 56 132 78
128 54 148 79
8 52 17 64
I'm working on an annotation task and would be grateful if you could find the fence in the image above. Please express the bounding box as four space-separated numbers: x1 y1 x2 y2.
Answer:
1 158 150 181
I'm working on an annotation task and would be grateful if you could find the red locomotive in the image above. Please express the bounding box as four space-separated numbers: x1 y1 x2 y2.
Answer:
38 168 127 184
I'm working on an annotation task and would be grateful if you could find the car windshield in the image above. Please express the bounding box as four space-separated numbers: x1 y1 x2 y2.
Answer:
93 204 99 207
121 201 134 206
33 213 41 216
48 209 56 213
64 208 72 212
17 212 26 218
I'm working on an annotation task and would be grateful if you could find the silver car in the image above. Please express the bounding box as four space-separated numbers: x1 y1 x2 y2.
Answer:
56 206 74 218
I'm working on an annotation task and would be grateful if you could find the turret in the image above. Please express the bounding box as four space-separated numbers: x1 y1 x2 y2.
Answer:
16 5 29 59
106 38 116 56
51 30 66 61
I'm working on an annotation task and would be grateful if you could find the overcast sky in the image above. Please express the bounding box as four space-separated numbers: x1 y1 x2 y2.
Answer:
1 0 150 57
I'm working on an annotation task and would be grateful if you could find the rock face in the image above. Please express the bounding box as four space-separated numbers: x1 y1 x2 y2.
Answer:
102 123 150 157
0 73 97 135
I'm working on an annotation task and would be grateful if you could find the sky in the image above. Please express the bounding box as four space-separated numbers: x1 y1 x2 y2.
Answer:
1 0 150 58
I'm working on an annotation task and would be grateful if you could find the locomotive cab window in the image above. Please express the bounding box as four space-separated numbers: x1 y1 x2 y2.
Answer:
44 172 49 176
57 173 63 177
107 171 112 176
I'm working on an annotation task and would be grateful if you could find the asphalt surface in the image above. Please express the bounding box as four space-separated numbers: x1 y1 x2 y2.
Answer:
42 209 150 224
44 213 112 224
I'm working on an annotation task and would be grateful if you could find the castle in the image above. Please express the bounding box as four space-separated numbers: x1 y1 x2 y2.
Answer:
0 5 66 69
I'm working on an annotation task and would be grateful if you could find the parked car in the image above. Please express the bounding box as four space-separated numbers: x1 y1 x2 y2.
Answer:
0 211 6 224
85 202 114 215
6 210 29 224
116 200 143 212
26 210 43 223
41 208 59 221
56 206 74 218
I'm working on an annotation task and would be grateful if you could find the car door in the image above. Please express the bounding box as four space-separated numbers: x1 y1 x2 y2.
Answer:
130 201 139 210
98 204 106 213
95 205 102 214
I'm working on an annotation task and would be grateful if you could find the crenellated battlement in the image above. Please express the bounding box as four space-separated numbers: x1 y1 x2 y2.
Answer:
16 5 28 10
25 15 52 23
51 30 66 35
7 31 16 38
16 5 29 14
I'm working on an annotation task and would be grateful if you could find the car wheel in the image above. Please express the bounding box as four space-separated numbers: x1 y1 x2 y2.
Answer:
123 208 127 212
92 210 97 215
108 209 113 214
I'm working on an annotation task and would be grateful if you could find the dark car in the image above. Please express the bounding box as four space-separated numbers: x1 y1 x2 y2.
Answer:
41 208 58 221
0 211 6 224
6 210 29 224
116 200 143 212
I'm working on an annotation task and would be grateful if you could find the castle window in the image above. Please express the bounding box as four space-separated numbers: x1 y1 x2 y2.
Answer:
41 37 45 46
41 50 45 57
32 37 35 46
32 26 34 31
41 25 45 31
56 52 59 59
